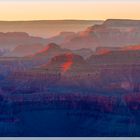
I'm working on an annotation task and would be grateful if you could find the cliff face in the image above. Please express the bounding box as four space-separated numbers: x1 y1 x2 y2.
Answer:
1 19 140 137
103 19 140 27
30 43 71 64
0 20 101 38
88 50 140 65
61 19 140 50
38 53 91 74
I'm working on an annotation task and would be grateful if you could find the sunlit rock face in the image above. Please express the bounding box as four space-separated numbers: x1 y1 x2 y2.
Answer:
122 45 140 51
19 43 72 66
2 19 140 137
32 43 71 58
2 44 140 137
39 53 91 74
61 19 140 50
95 45 140 55
88 49 140 65
0 20 102 38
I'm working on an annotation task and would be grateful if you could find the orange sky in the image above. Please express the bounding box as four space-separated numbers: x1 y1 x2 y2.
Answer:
0 0 140 20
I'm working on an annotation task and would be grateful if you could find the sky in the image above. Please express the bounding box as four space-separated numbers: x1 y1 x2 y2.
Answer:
0 0 140 21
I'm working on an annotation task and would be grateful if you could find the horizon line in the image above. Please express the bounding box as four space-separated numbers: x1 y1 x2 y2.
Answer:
0 18 140 22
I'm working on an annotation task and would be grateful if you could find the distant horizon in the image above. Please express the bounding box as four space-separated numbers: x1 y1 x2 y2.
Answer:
0 19 102 22
0 18 140 22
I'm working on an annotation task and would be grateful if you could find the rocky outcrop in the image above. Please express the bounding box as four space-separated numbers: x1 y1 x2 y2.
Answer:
61 19 140 50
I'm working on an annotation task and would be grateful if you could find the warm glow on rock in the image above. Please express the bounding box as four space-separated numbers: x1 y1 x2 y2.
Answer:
62 54 73 72
96 48 111 55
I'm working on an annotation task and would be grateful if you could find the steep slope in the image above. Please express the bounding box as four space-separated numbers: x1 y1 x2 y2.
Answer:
88 50 140 65
95 47 122 55
95 45 140 55
32 43 71 58
61 19 140 50
103 19 140 27
47 32 76 44
0 20 102 38
39 53 91 74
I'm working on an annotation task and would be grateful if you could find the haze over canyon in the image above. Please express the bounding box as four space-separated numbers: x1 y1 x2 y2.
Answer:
0 19 140 136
